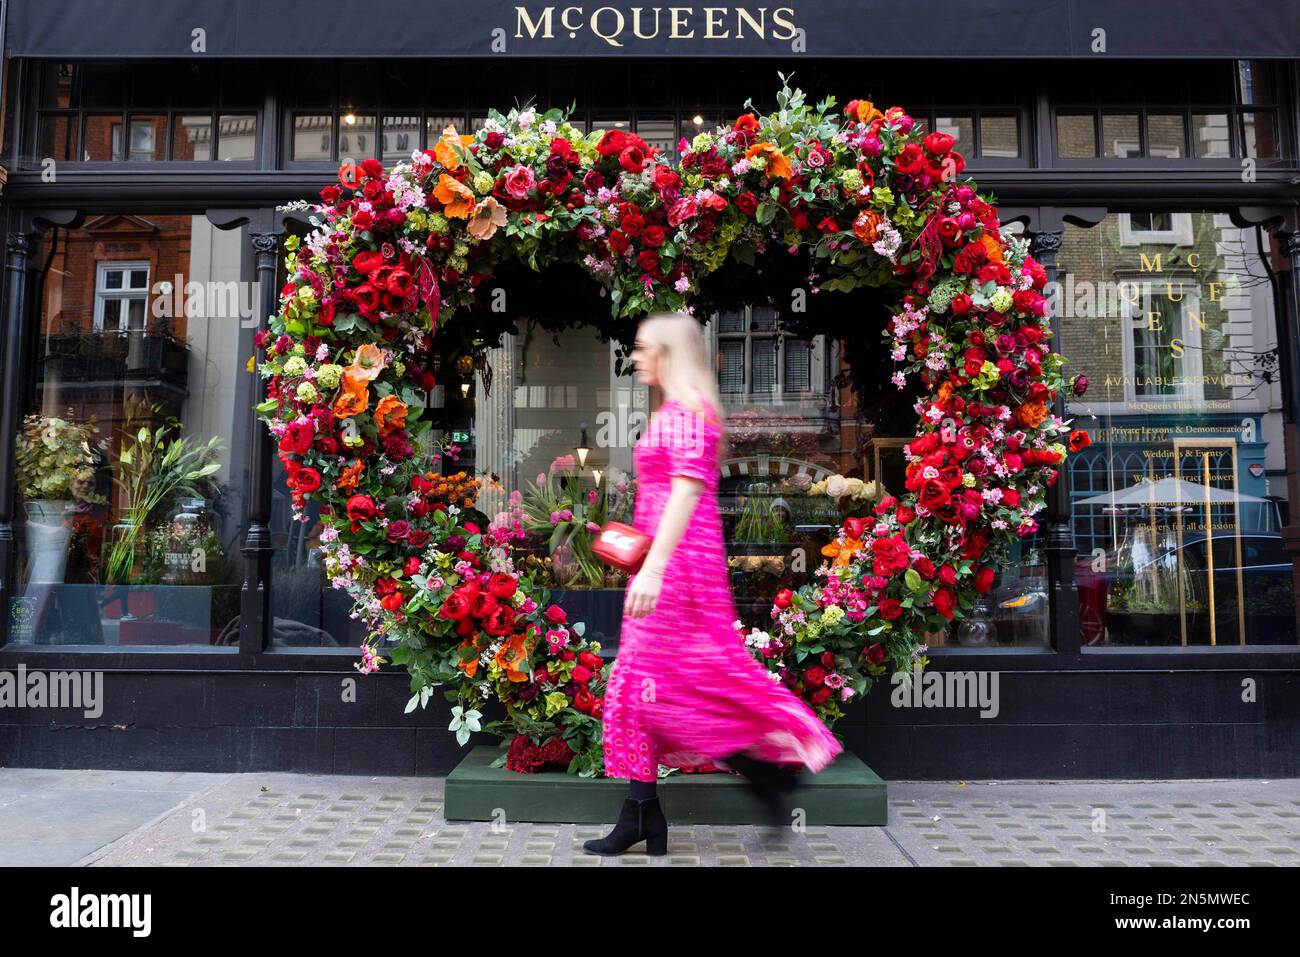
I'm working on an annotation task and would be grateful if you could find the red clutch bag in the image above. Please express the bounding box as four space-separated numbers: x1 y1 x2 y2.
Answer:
591 521 653 573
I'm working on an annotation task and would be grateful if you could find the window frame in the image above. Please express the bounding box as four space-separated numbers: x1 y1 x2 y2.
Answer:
93 259 152 333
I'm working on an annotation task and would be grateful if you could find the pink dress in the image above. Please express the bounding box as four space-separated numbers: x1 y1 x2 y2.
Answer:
600 395 844 781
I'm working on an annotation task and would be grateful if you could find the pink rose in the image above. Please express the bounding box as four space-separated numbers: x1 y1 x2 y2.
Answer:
504 164 536 199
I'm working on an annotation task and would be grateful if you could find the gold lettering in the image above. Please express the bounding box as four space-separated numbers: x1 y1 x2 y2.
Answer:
669 6 694 37
1207 281 1223 302
703 6 729 37
1186 252 1201 271
771 6 798 40
1146 310 1163 332
1139 252 1163 273
735 6 766 37
631 6 661 38
1165 281 1184 302
515 6 555 38
1170 337 1185 358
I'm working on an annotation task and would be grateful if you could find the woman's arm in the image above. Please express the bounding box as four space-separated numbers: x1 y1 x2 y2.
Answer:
623 474 705 618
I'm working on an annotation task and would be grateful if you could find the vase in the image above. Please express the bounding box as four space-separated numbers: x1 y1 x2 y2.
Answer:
23 499 73 584
956 594 995 645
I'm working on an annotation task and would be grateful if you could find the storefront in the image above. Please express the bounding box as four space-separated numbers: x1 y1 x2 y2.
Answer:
0 1 1296 778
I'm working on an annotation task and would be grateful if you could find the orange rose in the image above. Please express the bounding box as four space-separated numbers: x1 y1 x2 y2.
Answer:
744 141 793 180
374 395 409 439
1016 401 1048 429
852 210 882 244
434 173 476 219
854 99 883 124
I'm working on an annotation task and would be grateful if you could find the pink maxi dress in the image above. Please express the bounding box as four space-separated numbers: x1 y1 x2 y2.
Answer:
600 395 844 781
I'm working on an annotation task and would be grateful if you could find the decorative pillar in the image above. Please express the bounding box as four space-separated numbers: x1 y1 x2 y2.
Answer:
239 228 283 654
0 229 32 647
1272 220 1300 625
1030 227 1081 655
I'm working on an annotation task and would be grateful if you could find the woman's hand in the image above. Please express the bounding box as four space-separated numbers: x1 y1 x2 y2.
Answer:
623 566 664 619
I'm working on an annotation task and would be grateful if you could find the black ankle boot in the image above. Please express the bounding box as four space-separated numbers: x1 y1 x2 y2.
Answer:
722 752 799 829
583 797 668 856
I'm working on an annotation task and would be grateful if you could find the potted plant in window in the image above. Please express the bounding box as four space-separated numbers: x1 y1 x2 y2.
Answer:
15 412 104 585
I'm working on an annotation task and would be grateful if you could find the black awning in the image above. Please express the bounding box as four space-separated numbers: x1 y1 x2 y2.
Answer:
5 0 1299 59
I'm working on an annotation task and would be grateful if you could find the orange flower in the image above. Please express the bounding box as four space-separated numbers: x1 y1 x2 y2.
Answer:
468 196 508 241
335 459 365 494
433 125 473 171
821 537 865 568
744 141 793 180
494 632 532 683
457 638 480 678
852 210 882 244
338 163 363 189
332 368 370 418
374 395 409 439
1016 400 1048 429
349 342 387 382
854 99 883 124
978 232 1004 264
937 380 955 404
434 173 476 219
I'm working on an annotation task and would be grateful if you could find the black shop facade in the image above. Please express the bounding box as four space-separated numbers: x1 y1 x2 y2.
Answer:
0 1 1297 778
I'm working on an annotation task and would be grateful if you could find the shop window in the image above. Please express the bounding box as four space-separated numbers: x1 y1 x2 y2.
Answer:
12 214 255 648
337 112 377 161
978 115 1020 158
1055 113 1096 158
1059 210 1295 647
215 114 257 161
1101 112 1140 158
711 307 824 401
291 114 333 162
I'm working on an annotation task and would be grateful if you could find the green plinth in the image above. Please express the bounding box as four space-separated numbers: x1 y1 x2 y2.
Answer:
444 745 887 825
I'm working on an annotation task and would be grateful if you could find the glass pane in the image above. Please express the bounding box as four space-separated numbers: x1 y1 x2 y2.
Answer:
1147 114 1186 158
215 114 256 161
978 115 1020 158
750 306 778 331
1056 113 1096 158
934 115 973 154
784 339 811 392
1060 210 1295 647
37 114 78 163
292 113 333 161
16 215 253 648
172 114 212 161
124 116 164 161
383 114 421 162
83 115 119 161
1237 60 1275 105
751 338 777 394
718 309 745 333
718 339 745 393
426 114 466 144
634 117 676 160
1192 113 1231 158
1102 113 1140 158
336 113 377 164
1242 111 1278 160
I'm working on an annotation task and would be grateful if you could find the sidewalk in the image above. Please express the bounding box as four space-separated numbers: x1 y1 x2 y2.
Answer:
1 767 1296 867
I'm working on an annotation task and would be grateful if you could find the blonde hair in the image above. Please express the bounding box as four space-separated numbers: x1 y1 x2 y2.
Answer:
639 310 727 466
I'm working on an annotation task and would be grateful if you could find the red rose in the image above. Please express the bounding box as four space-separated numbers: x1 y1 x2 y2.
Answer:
571 665 592 684
485 605 516 637
279 421 314 455
489 572 518 599
470 592 499 620
950 293 973 314
878 598 903 620
810 687 832 705
545 604 568 625
352 250 383 276
736 191 758 216
579 651 603 671
774 588 794 610
620 208 645 236
895 505 916 525
923 131 956 154
386 520 410 542
619 145 647 173
642 224 667 248
408 528 431 548
938 564 958 586
919 479 951 510
803 665 827 688
608 230 630 256
864 642 885 665
1002 488 1021 509
403 555 421 577
440 592 471 621
637 250 660 273
894 143 926 174
843 516 872 539
573 687 596 713
346 494 375 527
871 534 911 577
974 566 996 592
291 467 322 494
932 586 957 620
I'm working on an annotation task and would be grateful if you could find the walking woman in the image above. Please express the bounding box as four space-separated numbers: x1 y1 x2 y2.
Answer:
584 310 843 856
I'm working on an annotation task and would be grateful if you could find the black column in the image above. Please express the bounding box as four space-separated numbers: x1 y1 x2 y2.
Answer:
238 229 283 654
0 228 34 648
1029 227 1082 655
1272 221 1300 623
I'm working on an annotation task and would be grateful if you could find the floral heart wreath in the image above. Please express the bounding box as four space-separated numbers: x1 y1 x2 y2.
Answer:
258 83 1089 775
